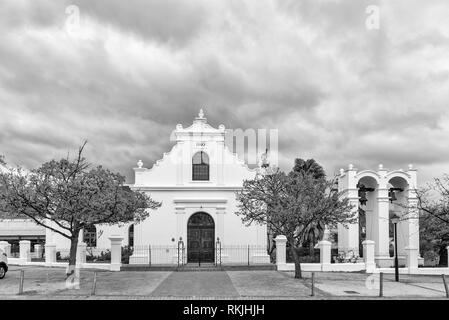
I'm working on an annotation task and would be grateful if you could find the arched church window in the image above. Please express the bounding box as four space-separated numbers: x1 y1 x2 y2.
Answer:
128 224 134 248
192 151 209 181
83 225 97 247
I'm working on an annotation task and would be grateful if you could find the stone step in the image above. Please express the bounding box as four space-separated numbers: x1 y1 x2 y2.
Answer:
177 267 223 272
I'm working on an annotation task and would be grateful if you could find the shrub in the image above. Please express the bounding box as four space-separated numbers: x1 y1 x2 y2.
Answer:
121 246 133 264
85 250 111 263
56 251 70 261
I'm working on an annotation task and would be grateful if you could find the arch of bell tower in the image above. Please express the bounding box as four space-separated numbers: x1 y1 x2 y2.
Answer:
336 163 421 268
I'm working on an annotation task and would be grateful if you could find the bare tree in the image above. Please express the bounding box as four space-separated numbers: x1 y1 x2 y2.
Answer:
0 142 161 279
415 174 449 225
413 174 449 265
236 169 356 279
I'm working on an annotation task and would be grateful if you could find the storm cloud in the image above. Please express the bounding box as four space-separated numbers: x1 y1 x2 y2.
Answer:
1 0 448 185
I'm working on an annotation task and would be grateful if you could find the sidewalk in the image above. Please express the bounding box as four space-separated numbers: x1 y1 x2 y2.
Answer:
282 271 449 299
1 266 448 299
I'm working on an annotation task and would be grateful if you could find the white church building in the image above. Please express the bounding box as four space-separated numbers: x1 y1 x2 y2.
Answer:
45 110 271 265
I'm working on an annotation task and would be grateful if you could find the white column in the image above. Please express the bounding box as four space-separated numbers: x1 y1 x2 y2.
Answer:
109 235 124 271
34 244 43 259
338 200 359 254
19 240 31 262
45 219 55 245
347 198 360 253
0 241 11 257
76 242 87 266
376 188 390 259
363 240 376 273
274 235 287 269
78 229 84 244
45 243 56 265
365 209 373 240
338 164 359 254
323 225 331 241
396 209 407 258
252 223 270 264
319 240 332 271
337 224 347 252
405 246 419 272
406 198 420 258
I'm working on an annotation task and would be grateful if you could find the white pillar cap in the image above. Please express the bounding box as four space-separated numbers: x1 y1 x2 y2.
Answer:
109 235 124 242
274 235 287 242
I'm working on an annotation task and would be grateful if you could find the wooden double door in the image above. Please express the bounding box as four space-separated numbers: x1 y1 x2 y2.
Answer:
187 212 215 263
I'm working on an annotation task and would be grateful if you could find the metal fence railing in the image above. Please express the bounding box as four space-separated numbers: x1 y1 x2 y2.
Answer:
124 245 186 266
216 244 269 266
122 243 271 266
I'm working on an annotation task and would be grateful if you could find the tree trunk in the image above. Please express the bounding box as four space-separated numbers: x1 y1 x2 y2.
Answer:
290 245 302 279
66 230 80 280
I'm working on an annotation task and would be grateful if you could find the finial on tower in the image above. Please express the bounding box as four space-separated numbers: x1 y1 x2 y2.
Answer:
194 108 207 123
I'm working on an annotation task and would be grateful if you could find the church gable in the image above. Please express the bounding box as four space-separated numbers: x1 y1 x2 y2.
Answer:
133 110 256 187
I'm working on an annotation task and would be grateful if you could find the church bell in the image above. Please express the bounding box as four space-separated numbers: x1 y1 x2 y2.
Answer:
389 189 398 203
358 189 368 206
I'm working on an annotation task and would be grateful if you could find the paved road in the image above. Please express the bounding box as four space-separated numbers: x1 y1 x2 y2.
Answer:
151 272 239 297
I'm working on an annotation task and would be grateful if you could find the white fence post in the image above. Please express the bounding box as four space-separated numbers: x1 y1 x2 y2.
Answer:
45 243 56 265
405 246 419 273
319 240 332 271
76 242 87 266
274 235 287 270
363 240 376 273
0 241 11 257
109 235 124 271
19 240 31 263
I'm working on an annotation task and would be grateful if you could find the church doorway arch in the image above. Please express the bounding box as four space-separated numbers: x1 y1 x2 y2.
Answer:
187 212 215 263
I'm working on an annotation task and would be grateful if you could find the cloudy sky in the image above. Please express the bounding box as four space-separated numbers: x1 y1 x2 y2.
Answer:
1 0 449 185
